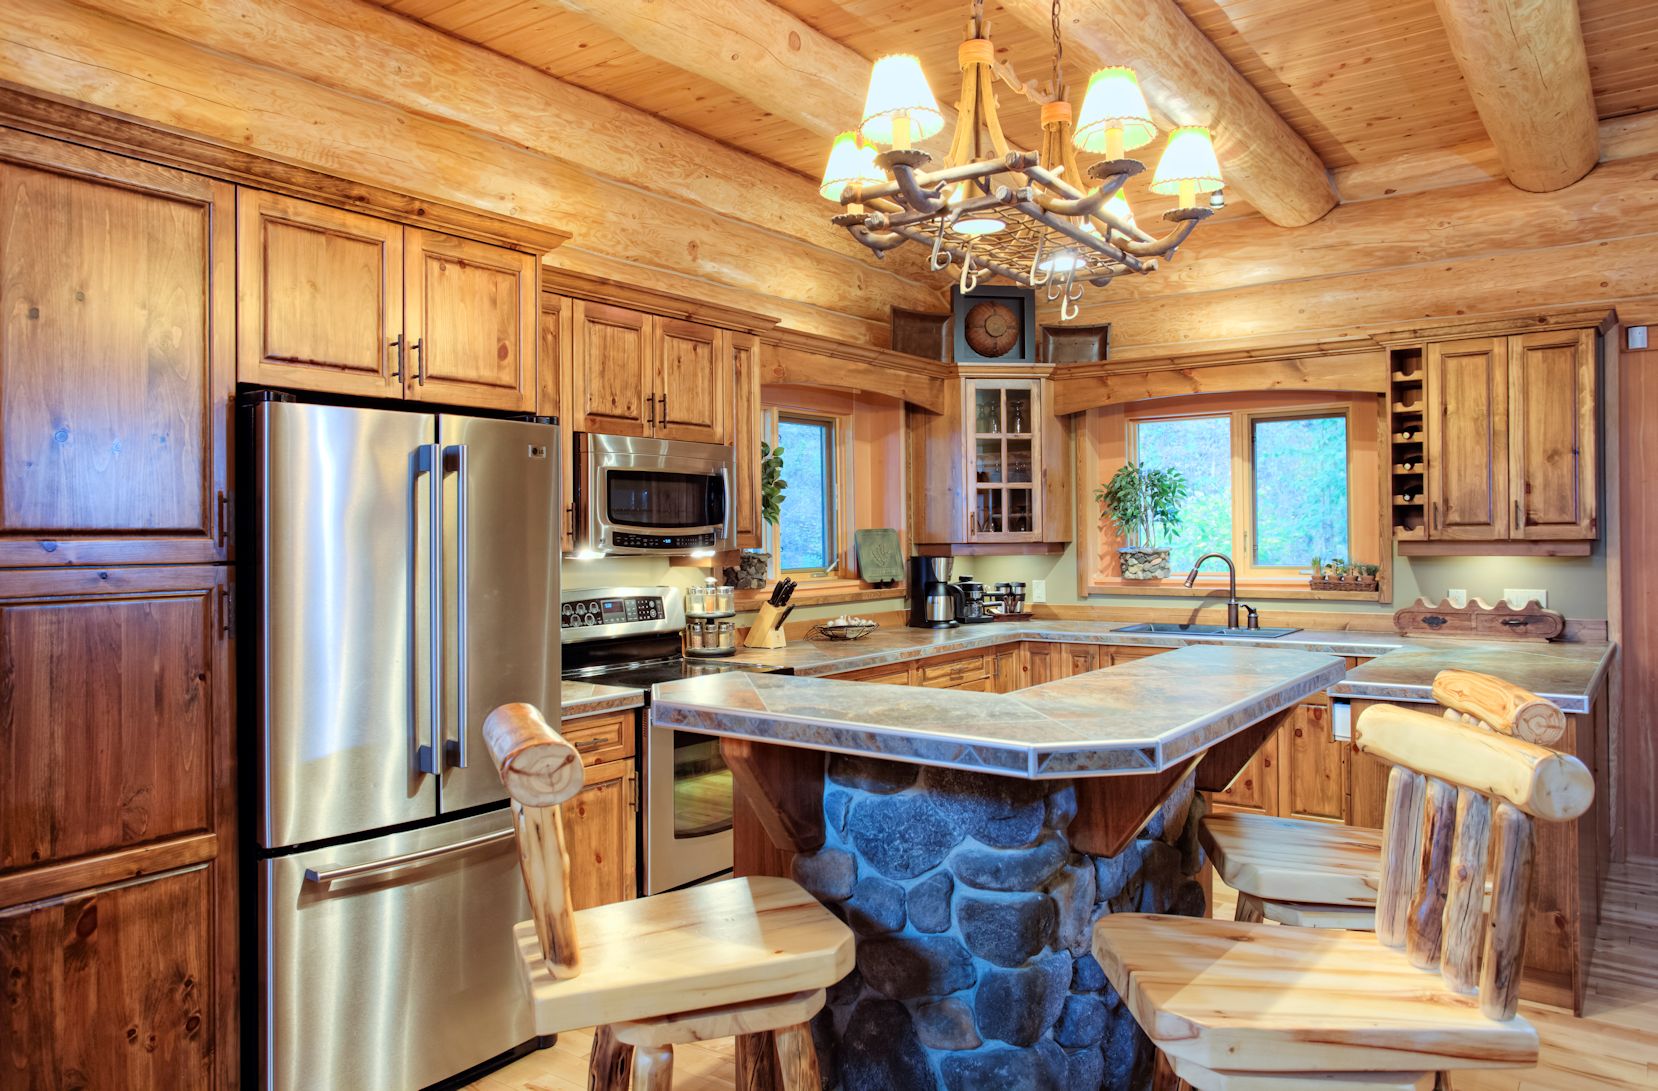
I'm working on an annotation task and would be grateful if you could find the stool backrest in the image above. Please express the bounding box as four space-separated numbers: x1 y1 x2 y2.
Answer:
482 703 586 981
1356 679 1591 1022
1431 668 1567 746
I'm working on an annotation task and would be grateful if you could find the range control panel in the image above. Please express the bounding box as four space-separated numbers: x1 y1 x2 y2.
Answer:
561 594 666 631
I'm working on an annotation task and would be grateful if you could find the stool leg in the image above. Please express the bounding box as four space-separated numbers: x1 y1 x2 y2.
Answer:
630 1044 673 1091
773 1022 821 1091
1153 1050 1193 1091
1234 892 1266 924
736 1031 781 1091
589 1025 634 1091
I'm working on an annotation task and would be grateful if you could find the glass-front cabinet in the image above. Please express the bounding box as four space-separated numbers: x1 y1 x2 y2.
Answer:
969 379 1041 541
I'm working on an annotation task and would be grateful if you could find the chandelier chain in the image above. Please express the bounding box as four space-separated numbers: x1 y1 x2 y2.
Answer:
1051 0 1064 99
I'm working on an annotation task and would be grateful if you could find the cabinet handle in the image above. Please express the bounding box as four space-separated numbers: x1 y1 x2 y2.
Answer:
412 339 425 385
1432 502 1441 531
1513 500 1522 530
217 585 234 636
648 392 657 426
658 392 667 424
216 489 231 548
389 335 405 381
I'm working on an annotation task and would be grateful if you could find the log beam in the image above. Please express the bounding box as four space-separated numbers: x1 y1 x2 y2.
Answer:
1001 0 1336 228
1432 0 1599 192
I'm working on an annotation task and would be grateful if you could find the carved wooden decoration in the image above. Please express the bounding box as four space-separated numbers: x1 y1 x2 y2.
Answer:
1392 597 1564 641
964 301 1021 358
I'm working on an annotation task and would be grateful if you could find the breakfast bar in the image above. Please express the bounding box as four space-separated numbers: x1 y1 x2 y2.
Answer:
651 645 1346 1089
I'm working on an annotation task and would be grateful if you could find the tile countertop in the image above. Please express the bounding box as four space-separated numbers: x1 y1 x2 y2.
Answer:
716 621 1615 714
558 680 645 719
650 644 1347 779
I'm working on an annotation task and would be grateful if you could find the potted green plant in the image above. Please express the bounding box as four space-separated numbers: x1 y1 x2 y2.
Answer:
1095 463 1189 580
729 440 788 589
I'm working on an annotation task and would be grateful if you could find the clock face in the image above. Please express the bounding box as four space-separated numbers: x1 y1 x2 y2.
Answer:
965 301 1021 358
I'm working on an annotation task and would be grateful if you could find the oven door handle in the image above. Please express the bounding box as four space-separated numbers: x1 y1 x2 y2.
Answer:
303 828 515 886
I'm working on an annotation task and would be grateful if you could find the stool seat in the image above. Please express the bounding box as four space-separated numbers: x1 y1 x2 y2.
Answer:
1094 913 1538 1075
1165 1057 1434 1090
514 875 853 1035
1201 812 1382 907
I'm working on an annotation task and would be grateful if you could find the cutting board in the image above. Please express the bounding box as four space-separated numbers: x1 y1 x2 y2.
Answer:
854 528 904 584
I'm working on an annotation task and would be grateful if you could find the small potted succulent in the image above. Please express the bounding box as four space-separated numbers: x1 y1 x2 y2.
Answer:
1096 463 1189 580
1309 557 1380 591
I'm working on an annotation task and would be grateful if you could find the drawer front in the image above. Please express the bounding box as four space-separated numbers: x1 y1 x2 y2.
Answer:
946 677 993 692
834 664 915 686
561 712 635 766
1107 644 1173 663
915 651 992 688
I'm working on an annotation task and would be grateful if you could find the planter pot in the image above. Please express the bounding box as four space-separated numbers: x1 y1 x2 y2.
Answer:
1119 546 1172 580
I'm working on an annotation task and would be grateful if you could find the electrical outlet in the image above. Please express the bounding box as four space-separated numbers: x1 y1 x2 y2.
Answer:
1447 588 1468 608
1030 579 1047 603
1504 588 1547 608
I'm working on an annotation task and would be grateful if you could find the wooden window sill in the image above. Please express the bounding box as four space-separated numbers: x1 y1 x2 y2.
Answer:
1086 577 1386 603
734 581 905 611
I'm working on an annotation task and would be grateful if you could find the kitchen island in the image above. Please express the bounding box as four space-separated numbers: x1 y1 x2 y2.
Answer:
651 644 1345 1090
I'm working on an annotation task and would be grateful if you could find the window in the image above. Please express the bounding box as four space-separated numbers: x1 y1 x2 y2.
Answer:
1130 407 1352 578
774 414 839 577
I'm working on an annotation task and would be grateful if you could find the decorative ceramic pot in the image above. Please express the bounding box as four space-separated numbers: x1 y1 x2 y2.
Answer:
1119 546 1172 580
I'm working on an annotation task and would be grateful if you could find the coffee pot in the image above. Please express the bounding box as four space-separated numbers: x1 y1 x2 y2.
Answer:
908 556 959 628
955 575 994 624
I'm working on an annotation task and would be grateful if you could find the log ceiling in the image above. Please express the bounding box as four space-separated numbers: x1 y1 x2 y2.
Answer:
3 0 1655 351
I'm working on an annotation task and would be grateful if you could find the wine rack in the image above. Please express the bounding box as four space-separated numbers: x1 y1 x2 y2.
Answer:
1389 346 1426 540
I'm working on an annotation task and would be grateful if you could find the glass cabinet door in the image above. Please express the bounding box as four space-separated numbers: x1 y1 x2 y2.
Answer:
965 379 1042 542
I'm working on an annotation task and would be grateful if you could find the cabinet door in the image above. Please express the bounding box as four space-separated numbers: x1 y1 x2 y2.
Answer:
1211 731 1280 815
654 318 727 443
0 133 232 566
915 650 992 689
570 301 653 436
1509 329 1597 540
562 758 637 910
1023 642 1059 687
403 228 537 411
993 646 1022 693
1278 700 1348 823
0 566 229 880
731 331 763 548
1060 643 1100 677
1425 336 1509 540
966 379 1042 543
0 865 218 1091
539 295 574 551
236 189 403 398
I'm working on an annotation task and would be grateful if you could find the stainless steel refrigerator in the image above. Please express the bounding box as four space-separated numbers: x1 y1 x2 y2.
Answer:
249 400 560 1091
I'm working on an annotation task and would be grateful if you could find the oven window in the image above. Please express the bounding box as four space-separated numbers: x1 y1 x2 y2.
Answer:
605 470 721 528
671 731 733 838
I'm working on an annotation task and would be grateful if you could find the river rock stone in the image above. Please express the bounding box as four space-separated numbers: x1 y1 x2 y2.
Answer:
791 847 856 902
907 871 954 934
1102 1004 1143 1091
1054 993 1109 1048
1171 877 1207 918
840 998 936 1091
828 754 917 794
975 951 1072 1046
940 1042 1067 1091
1066 1043 1107 1089
957 892 1057 967
846 876 906 933
913 997 982 1051
1145 774 1195 842
951 833 1068 891
857 936 976 1001
1072 952 1107 992
1049 858 1097 956
1044 784 1078 830
1137 840 1183 914
1093 839 1143 900
848 794 961 879
824 788 853 835
923 767 1049 848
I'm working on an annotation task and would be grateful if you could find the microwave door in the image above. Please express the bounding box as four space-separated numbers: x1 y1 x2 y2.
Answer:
436 415 562 813
255 401 439 850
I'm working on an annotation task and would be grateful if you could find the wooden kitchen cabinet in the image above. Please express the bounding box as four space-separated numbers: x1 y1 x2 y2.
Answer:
1276 699 1348 823
1425 336 1509 541
993 645 1023 693
0 132 233 567
1210 732 1280 815
915 648 993 689
238 191 540 412
539 294 575 551
561 756 638 912
402 227 537 412
567 304 730 443
654 318 727 444
236 189 404 398
1508 328 1597 540
730 331 763 548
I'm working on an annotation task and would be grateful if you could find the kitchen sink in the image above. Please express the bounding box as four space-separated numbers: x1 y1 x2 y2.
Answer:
1113 622 1302 639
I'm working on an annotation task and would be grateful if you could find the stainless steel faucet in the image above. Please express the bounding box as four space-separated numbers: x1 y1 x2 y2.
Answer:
1183 552 1258 630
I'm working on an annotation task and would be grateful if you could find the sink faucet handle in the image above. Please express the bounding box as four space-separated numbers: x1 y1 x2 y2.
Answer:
1242 604 1260 630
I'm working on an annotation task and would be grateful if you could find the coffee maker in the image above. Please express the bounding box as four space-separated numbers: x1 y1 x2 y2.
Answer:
909 556 960 628
955 575 994 624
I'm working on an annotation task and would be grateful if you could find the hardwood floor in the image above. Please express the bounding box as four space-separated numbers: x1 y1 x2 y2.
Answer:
477 859 1658 1091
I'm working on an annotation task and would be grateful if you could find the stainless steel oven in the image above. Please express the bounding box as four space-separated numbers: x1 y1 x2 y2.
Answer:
576 433 732 554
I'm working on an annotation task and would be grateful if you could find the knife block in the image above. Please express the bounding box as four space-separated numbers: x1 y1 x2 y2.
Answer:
743 603 789 649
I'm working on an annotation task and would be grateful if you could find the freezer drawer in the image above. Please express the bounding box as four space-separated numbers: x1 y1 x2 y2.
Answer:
260 810 535 1091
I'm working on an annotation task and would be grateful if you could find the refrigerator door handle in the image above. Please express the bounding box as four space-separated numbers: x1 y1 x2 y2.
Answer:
301 827 516 886
417 442 444 776
443 443 470 769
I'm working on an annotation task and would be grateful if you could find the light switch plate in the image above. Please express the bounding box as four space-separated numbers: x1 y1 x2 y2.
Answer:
1447 588 1468 608
1504 588 1547 608
1030 579 1047 603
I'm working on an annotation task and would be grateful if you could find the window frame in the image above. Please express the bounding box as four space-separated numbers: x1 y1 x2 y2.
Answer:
766 408 847 581
1126 402 1356 583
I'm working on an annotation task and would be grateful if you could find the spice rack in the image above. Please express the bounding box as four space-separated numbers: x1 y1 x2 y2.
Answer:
683 580 737 658
1388 346 1426 540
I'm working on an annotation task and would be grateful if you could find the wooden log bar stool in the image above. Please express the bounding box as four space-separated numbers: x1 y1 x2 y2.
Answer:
1201 669 1565 929
482 703 853 1090
1095 696 1594 1090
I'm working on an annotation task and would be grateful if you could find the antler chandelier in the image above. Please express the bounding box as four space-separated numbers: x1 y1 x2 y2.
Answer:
819 0 1224 319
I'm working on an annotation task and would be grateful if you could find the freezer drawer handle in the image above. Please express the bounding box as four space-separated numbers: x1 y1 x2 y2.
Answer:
302 827 516 886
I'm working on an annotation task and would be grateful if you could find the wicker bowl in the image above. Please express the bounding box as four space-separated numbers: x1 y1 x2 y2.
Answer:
808 620 880 641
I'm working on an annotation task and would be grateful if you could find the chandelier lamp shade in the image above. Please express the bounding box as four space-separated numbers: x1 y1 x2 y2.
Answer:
820 0 1222 318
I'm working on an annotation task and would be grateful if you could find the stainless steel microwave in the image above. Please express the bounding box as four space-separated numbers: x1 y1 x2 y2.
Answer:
575 433 732 554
